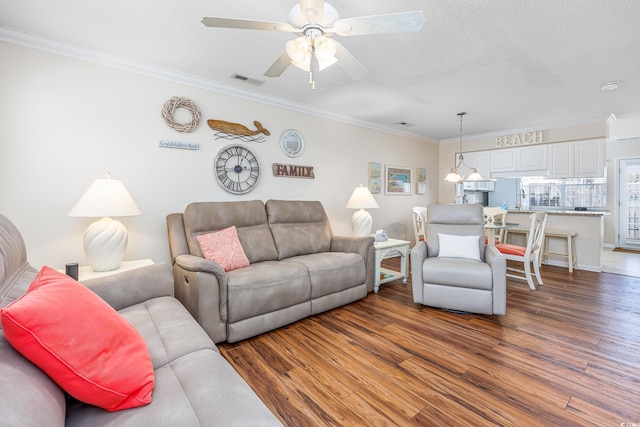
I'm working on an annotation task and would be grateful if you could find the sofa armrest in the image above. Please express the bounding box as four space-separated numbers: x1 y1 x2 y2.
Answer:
172 254 228 343
81 263 173 311
331 235 375 292
484 245 507 315
410 242 427 303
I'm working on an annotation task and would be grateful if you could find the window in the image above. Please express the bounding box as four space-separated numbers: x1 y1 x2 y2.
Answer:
525 177 606 210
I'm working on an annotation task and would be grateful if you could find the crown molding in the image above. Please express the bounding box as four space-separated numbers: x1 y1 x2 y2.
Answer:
0 27 435 144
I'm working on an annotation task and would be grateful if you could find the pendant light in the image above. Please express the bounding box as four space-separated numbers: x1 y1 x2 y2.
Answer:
444 112 483 182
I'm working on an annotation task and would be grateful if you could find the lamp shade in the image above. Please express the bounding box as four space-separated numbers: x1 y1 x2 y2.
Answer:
69 177 141 218
345 186 379 210
444 169 462 183
466 169 483 181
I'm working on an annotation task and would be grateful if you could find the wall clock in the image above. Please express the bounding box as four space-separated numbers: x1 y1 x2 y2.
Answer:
214 144 260 194
280 129 304 158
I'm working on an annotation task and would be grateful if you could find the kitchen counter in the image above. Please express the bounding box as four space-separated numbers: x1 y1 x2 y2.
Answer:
505 210 606 271
507 209 610 217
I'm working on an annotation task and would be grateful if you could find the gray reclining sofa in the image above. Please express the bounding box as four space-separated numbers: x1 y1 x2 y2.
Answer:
167 199 375 343
0 213 281 426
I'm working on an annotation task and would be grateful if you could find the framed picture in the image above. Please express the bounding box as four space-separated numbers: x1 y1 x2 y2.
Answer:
416 167 426 182
385 165 412 195
416 181 426 195
369 178 381 194
368 162 381 178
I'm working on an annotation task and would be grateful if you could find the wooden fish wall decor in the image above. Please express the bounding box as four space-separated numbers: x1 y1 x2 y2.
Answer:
207 119 270 143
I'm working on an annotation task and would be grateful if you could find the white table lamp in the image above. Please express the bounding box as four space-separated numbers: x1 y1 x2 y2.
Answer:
345 185 379 236
69 174 141 272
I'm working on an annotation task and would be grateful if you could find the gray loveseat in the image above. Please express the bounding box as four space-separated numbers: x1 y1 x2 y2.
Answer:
0 213 281 426
167 199 375 343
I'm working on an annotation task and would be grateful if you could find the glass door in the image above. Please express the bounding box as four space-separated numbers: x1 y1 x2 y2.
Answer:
618 157 640 249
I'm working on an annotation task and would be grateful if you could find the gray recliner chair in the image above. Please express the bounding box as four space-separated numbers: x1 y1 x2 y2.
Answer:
410 203 507 315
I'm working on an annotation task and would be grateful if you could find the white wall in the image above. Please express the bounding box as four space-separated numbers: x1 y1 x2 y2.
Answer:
0 41 439 269
609 111 640 140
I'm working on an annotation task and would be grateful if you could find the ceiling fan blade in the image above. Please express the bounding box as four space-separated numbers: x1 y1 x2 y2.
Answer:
264 51 292 78
202 17 298 33
330 11 426 36
334 41 368 80
298 0 325 23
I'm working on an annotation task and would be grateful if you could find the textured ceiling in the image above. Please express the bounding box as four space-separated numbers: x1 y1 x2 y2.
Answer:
1 0 639 140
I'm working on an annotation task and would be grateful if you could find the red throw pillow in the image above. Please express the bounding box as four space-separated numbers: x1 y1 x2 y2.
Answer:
0 266 154 412
196 225 250 271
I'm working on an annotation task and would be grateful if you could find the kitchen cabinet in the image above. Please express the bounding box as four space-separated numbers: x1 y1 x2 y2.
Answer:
490 145 547 174
517 145 548 171
548 142 574 178
575 139 605 177
547 139 605 178
490 149 518 173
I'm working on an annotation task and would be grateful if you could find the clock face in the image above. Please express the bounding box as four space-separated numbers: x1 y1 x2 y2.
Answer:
214 144 260 194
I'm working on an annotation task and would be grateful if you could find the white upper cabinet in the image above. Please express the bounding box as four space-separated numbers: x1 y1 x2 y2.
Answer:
490 149 518 172
517 145 548 171
575 139 605 177
548 142 574 178
490 145 547 175
475 140 604 178
463 151 491 179
547 139 605 178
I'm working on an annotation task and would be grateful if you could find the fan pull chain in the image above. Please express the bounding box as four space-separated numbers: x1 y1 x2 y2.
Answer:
309 45 317 90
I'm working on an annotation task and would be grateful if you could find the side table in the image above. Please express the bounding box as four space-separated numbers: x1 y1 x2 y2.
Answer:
373 238 410 293
58 259 154 281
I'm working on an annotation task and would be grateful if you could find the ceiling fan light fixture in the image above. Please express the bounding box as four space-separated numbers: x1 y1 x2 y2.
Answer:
314 36 337 59
202 3 425 85
314 36 338 70
286 37 311 69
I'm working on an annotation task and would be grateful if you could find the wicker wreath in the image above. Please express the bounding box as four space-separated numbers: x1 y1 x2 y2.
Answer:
162 96 201 133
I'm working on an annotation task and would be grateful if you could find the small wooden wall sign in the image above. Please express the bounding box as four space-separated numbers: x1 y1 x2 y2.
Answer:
159 140 200 150
272 163 315 179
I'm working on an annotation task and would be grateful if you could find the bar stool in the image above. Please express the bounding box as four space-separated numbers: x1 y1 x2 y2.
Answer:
541 230 577 273
503 227 529 245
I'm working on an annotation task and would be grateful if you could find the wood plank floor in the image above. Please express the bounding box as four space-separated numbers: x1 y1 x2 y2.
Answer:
219 260 640 426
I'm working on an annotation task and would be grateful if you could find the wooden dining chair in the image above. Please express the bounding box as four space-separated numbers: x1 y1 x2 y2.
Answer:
412 206 428 244
483 207 507 244
495 211 548 290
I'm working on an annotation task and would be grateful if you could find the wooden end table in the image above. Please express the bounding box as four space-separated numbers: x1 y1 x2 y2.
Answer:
373 238 410 293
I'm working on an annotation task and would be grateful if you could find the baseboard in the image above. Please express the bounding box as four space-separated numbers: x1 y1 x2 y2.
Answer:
542 259 601 272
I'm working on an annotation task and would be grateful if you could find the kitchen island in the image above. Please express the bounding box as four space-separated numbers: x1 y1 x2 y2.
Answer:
505 210 610 272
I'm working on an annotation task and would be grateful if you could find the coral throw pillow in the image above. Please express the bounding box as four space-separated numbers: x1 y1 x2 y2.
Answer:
196 226 250 271
495 243 527 256
0 266 154 412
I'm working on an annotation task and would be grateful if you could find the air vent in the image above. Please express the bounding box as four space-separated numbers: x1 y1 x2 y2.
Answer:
231 73 265 87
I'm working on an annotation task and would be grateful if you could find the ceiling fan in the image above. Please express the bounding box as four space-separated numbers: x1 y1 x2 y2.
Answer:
202 0 426 89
